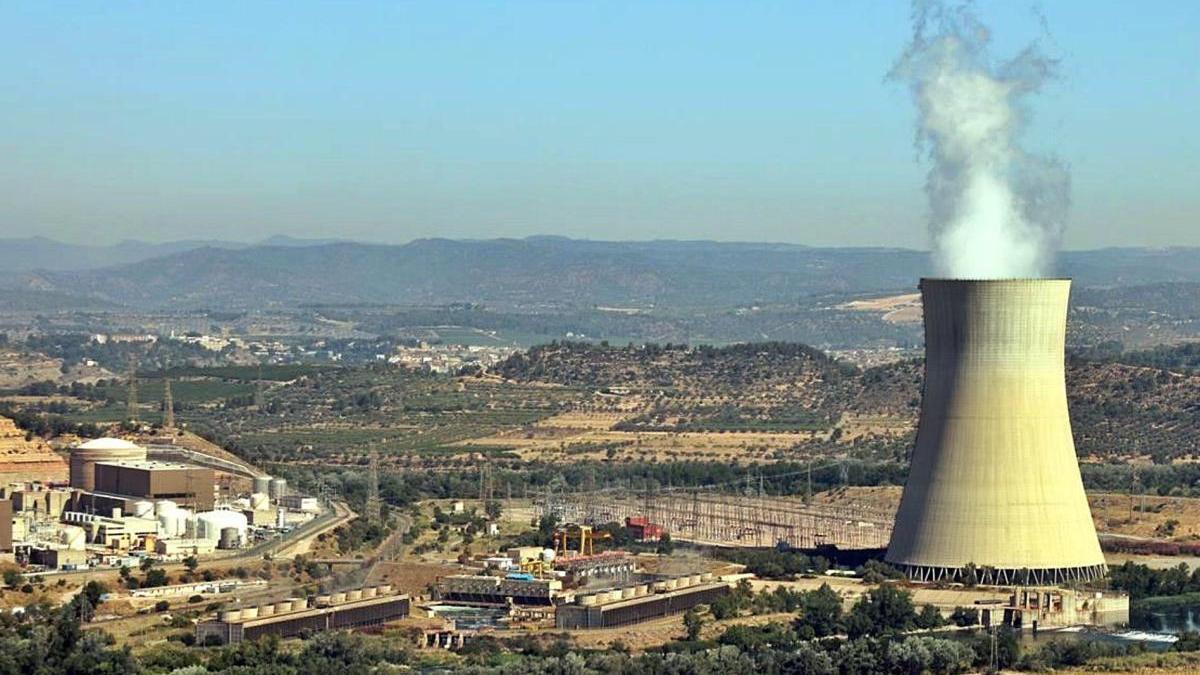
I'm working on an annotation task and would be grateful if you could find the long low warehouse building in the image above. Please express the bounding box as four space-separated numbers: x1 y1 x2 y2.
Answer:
556 581 731 629
195 586 410 645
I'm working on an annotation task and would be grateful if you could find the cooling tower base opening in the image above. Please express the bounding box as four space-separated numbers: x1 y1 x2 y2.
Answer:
893 563 1108 586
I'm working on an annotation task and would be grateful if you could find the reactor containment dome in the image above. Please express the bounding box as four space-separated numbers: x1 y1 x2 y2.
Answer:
885 279 1106 586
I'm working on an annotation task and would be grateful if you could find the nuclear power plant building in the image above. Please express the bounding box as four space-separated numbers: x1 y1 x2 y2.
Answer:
886 279 1107 585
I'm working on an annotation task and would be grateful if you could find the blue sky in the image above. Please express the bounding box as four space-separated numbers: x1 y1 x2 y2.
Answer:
1 1 1197 248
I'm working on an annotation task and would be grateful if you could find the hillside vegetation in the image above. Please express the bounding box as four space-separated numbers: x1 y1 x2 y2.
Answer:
497 341 1200 462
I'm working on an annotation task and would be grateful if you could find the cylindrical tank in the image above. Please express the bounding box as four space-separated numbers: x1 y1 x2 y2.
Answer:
253 476 271 495
221 609 242 622
578 594 596 606
664 579 678 591
268 478 288 499
362 587 378 599
194 510 248 542
635 585 649 597
541 548 556 562
378 585 393 595
653 581 668 593
886 279 1108 584
132 501 154 518
155 500 178 516
250 493 270 511
620 587 636 599
158 509 190 538
275 601 294 613
701 572 714 583
316 595 333 607
59 525 86 550
218 527 240 549
332 592 347 604
688 574 701 587
346 589 362 602
70 438 146 491
241 606 259 619
258 604 275 617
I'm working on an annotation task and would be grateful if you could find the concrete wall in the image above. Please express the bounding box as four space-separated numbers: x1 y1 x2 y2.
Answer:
0 499 11 552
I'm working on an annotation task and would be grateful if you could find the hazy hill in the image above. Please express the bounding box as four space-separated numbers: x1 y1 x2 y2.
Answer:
497 341 1200 461
13 236 1200 310
24 238 931 309
0 234 349 273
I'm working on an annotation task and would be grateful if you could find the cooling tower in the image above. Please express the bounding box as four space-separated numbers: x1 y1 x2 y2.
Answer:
885 279 1106 585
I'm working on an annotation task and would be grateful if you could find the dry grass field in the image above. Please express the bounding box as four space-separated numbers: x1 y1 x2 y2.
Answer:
455 408 823 463
838 293 923 325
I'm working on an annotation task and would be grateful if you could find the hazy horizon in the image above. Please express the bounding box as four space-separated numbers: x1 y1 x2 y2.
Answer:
2 1 1197 249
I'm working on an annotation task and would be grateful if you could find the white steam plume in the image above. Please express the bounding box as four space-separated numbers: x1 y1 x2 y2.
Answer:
893 1 1069 279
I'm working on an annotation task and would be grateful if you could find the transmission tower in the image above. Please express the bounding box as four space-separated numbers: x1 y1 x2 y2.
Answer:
162 378 175 429
365 449 382 524
253 363 265 409
126 362 138 423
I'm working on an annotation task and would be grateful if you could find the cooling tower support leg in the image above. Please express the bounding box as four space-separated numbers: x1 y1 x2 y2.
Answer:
894 563 1107 586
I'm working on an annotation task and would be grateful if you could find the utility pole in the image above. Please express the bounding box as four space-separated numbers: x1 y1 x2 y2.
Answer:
254 363 265 409
162 378 175 429
805 459 813 503
365 448 382 525
1130 466 1138 522
126 361 138 424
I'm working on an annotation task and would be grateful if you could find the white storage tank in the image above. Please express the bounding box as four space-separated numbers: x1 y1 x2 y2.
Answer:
158 509 190 538
378 585 393 595
275 601 294 613
331 592 347 604
268 478 288 499
620 587 636 599
362 587 378 599
541 548 556 562
253 476 271 495
132 501 154 518
221 609 242 622
155 500 178 516
241 606 259 619
249 493 270 511
578 594 596 606
347 589 362 602
258 604 275 617
59 525 87 550
316 595 333 607
194 510 249 542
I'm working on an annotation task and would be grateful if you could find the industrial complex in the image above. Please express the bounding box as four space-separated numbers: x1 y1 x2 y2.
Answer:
0 432 322 571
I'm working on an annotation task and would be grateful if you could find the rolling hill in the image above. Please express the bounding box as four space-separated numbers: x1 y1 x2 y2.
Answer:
9 237 1199 311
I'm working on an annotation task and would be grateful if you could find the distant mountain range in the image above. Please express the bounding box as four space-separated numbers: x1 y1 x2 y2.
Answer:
0 235 348 272
1 236 1198 310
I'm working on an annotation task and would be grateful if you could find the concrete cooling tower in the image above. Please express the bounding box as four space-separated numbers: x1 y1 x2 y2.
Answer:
885 279 1106 585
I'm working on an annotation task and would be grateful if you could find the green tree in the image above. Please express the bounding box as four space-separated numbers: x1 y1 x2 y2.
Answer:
656 531 675 555
683 607 705 641
845 584 918 639
796 583 843 638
